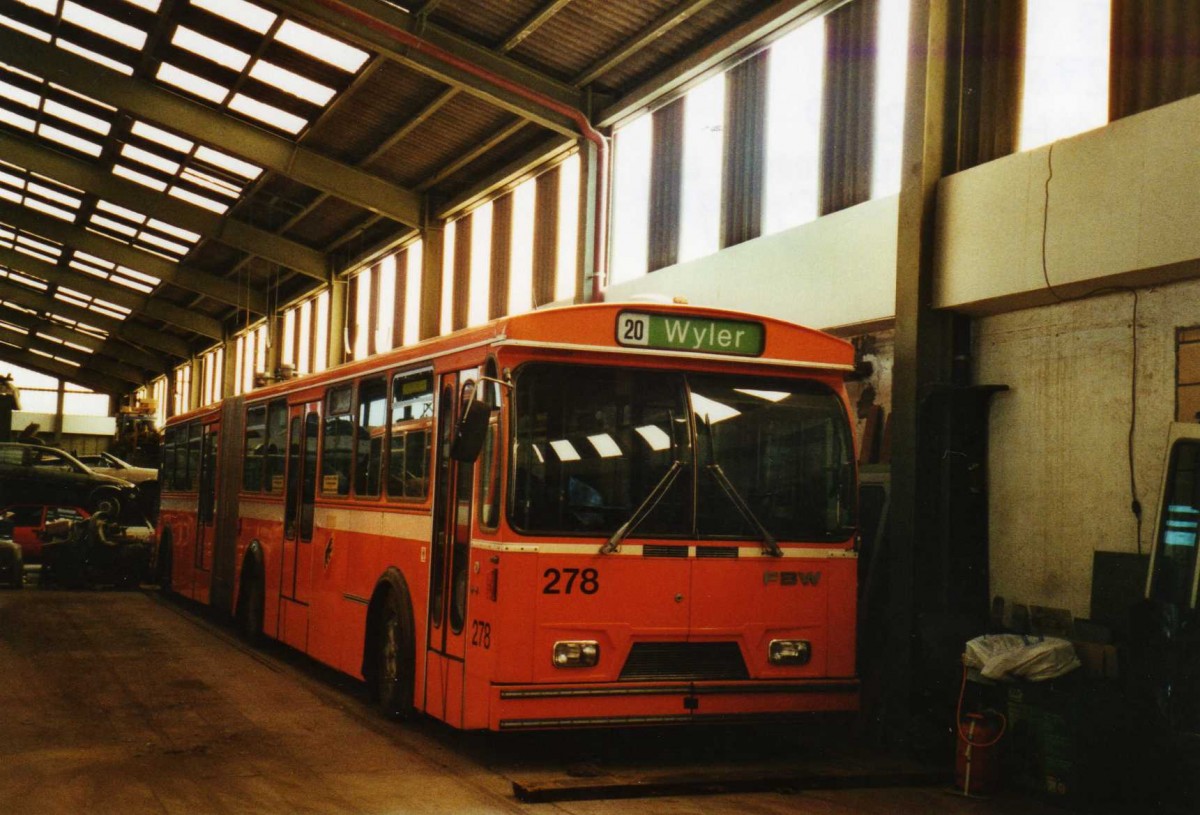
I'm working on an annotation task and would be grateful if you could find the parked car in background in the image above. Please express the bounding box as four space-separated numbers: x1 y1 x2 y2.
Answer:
0 443 142 561
74 451 157 485
76 451 160 520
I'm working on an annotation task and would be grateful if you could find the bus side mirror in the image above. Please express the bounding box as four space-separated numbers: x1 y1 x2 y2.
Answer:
450 402 491 462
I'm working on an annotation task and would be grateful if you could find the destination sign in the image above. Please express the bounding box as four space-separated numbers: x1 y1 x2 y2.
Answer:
615 311 765 356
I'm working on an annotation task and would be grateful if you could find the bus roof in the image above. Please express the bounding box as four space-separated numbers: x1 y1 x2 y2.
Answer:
168 302 852 421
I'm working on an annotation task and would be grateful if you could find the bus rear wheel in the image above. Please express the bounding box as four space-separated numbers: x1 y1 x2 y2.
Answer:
373 591 414 720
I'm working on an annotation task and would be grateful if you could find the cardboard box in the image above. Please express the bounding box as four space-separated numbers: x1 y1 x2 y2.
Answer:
1072 641 1119 679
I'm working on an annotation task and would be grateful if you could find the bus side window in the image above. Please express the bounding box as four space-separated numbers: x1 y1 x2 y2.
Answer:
243 405 266 492
478 417 500 530
322 385 353 496
355 377 387 498
162 428 176 489
185 423 201 491
264 400 287 493
388 371 433 500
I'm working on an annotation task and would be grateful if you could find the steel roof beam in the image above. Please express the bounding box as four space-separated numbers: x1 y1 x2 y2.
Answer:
0 247 223 340
0 306 165 373
0 324 145 385
261 0 583 137
597 0 849 128
0 277 191 359
1 28 423 229
500 0 574 51
0 344 126 395
573 0 722 87
0 132 328 281
0 200 264 313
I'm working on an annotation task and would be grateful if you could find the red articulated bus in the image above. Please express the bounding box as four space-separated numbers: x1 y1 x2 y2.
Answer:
157 302 860 730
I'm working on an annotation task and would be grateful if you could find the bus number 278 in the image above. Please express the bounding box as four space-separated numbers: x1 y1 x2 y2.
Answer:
542 568 599 595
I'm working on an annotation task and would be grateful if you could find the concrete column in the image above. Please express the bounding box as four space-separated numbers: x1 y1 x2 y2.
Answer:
222 334 238 398
188 357 202 412
886 0 960 741
420 220 445 340
165 368 177 419
326 277 347 370
53 379 65 444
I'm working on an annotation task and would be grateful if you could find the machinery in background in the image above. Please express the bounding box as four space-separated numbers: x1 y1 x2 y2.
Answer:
0 512 22 589
39 511 155 590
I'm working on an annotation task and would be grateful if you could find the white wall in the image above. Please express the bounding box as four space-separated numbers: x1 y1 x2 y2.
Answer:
604 195 899 332
939 94 1200 617
12 411 116 441
936 93 1200 314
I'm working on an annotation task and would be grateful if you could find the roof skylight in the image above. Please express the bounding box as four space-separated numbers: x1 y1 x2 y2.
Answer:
276 20 369 72
62 2 147 50
172 26 251 71
228 93 305 134
131 121 193 154
39 123 102 156
191 0 276 35
146 219 199 243
112 164 168 192
43 100 111 135
120 144 180 175
156 63 228 104
24 197 75 222
0 14 51 43
193 146 261 180
0 78 39 109
168 186 227 214
0 109 33 132
249 61 336 106
57 39 134 76
15 0 55 14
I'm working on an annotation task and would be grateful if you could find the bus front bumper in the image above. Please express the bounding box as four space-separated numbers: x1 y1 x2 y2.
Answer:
491 678 859 730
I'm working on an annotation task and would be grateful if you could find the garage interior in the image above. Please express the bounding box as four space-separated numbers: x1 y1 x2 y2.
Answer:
0 0 1198 812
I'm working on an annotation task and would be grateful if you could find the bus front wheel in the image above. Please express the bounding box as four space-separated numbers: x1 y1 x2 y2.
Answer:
373 590 414 720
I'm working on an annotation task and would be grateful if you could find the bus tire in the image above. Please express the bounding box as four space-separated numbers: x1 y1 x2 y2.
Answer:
370 583 415 720
236 552 264 643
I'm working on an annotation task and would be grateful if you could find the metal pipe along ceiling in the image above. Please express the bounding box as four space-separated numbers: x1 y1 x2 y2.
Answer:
311 0 611 301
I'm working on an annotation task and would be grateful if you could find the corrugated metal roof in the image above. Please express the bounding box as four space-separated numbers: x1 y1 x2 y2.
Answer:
0 0 796 392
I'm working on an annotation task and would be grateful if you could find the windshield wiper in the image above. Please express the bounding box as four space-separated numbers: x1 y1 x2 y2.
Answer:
700 412 782 557
706 462 782 557
599 459 683 555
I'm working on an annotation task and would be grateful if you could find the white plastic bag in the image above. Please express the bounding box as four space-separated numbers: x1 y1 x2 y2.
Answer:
962 634 1081 681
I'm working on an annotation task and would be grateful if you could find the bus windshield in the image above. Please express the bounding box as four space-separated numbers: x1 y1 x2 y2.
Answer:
510 364 855 542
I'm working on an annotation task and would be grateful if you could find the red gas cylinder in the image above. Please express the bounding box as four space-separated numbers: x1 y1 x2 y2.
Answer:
955 712 1003 796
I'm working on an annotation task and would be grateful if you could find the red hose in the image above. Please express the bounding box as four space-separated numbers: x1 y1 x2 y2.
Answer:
312 0 610 300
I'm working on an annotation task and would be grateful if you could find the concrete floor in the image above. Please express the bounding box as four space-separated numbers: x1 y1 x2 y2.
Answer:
0 587 1073 815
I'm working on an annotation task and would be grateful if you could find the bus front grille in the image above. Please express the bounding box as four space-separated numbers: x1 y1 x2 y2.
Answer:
696 546 738 558
642 545 686 558
619 642 749 682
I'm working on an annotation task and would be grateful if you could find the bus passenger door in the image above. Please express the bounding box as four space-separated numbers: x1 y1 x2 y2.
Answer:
424 371 476 727
279 402 319 650
193 421 219 604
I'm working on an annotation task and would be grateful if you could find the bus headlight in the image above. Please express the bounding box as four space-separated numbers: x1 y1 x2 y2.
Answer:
768 639 811 665
553 641 599 668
